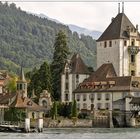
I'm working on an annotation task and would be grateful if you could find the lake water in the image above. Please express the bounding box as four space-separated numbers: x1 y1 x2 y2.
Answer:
1 128 140 139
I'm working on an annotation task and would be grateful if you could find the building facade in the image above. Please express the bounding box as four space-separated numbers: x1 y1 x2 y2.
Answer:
73 63 140 114
97 11 140 76
61 53 91 103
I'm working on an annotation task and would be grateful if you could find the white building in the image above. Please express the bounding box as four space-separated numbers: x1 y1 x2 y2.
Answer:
61 53 91 103
97 10 140 76
73 63 140 113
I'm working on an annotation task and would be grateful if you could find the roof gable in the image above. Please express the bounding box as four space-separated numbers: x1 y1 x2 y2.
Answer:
70 53 90 74
84 63 117 82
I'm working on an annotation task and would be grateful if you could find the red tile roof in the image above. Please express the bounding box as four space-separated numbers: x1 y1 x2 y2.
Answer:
10 92 45 111
73 63 140 93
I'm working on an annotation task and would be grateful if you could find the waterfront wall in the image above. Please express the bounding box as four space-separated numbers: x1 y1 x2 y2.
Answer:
30 118 92 128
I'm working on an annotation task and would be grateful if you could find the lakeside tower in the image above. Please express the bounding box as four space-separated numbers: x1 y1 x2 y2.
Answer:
97 4 140 76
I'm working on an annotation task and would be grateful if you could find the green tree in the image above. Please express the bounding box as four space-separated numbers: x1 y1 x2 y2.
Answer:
51 101 57 120
38 62 52 93
51 30 70 100
71 100 78 125
27 61 52 99
71 100 77 118
6 75 17 93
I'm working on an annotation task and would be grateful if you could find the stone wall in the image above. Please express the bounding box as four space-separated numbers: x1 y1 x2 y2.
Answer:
31 118 92 128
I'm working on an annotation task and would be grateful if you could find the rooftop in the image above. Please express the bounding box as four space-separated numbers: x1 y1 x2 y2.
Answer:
97 13 140 41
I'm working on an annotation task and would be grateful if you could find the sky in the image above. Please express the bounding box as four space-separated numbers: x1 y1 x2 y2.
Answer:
8 1 140 32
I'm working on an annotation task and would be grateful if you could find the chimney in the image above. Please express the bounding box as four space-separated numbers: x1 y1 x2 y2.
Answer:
136 24 138 30
118 3 120 14
122 2 124 13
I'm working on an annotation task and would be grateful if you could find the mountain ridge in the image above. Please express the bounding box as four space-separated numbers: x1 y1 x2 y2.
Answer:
0 3 97 74
36 13 102 39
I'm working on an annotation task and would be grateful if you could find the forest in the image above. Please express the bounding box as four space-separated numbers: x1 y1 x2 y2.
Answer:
0 2 96 74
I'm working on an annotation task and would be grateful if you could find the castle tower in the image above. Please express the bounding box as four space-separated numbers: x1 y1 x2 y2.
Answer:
96 7 140 76
16 67 27 97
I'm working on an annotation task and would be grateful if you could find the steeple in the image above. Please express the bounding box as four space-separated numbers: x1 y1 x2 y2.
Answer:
16 66 27 97
20 66 26 82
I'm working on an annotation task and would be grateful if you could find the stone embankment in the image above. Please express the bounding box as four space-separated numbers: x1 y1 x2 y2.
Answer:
30 118 92 128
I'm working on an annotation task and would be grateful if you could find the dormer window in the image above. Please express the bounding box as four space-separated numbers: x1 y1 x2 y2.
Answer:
104 41 107 48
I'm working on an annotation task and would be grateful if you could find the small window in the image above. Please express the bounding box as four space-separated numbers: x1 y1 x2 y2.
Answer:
24 84 26 89
131 39 135 46
17 84 19 90
109 41 112 47
134 92 140 97
105 103 110 110
76 94 80 101
20 84 22 90
65 83 69 90
83 94 87 101
104 41 107 48
77 103 80 110
97 103 101 110
90 94 94 101
91 104 94 111
131 70 135 76
66 72 69 80
97 93 101 100
76 74 79 79
65 94 69 101
105 93 110 100
124 40 127 46
42 100 47 107
32 112 35 119
83 103 87 109
131 55 135 63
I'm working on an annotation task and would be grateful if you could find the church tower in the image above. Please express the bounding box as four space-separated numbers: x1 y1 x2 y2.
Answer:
97 3 140 76
16 67 27 97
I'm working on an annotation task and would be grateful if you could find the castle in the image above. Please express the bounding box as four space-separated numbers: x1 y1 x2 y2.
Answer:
61 3 140 127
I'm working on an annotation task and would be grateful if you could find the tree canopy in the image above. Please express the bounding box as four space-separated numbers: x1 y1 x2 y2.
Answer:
0 2 96 74
51 31 69 100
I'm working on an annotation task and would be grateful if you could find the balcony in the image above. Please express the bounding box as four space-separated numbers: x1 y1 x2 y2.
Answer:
128 46 140 54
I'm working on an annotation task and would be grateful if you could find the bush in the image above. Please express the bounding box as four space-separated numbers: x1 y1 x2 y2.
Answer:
78 113 88 119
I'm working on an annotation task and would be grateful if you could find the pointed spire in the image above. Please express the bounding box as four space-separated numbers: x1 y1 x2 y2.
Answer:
122 2 124 13
118 3 120 14
20 66 26 82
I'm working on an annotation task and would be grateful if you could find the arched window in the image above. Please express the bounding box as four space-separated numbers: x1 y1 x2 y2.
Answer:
42 100 47 107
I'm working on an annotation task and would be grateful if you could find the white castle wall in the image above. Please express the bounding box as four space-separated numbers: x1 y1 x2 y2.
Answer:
61 73 89 103
97 39 120 76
